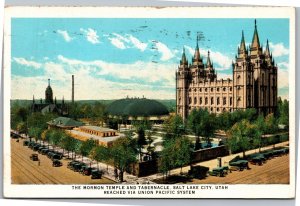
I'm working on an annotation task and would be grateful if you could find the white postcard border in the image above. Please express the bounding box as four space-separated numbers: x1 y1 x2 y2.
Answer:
3 6 296 198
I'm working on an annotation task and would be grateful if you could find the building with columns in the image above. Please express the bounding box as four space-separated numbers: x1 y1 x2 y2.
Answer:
176 20 278 120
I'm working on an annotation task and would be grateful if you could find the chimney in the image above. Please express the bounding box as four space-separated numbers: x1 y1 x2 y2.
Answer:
72 75 74 104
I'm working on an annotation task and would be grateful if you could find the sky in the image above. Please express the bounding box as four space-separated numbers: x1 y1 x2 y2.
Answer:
11 18 290 100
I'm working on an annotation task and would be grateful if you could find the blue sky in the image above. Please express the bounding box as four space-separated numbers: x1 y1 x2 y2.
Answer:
11 18 290 100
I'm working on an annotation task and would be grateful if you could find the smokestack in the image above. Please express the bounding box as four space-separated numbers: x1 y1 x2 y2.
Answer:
72 75 74 104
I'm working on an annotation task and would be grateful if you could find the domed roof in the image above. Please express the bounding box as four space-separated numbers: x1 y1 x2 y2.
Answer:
106 98 169 117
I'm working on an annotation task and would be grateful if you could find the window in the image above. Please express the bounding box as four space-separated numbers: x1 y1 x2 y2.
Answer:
189 97 192 104
205 97 208 105
223 97 226 105
205 88 207 92
230 97 232 105
200 97 202 105
194 97 197 105
211 97 214 104
211 88 213 92
217 87 219 92
179 97 181 103
200 88 202 92
217 97 220 105
211 108 213 112
223 87 226 92
217 108 219 112
230 87 232 91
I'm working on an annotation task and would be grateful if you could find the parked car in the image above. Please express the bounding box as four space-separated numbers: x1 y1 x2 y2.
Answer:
37 146 47 153
91 169 103 179
208 167 226 177
67 160 80 170
23 140 29 146
28 142 36 149
41 148 50 155
247 153 266 165
229 156 249 171
30 154 39 161
81 166 94 176
52 159 63 167
33 144 42 151
188 165 209 179
73 162 87 172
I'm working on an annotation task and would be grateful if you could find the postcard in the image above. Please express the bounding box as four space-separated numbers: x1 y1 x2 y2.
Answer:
3 6 295 198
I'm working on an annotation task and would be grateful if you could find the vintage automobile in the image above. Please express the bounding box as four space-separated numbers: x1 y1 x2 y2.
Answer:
67 160 80 170
81 166 94 176
91 169 103 179
52 159 63 167
188 165 209 179
28 141 36 149
261 150 275 160
247 153 266 165
41 148 50 155
33 144 42 151
208 167 226 177
23 140 29 146
73 162 87 172
229 156 249 171
30 154 39 161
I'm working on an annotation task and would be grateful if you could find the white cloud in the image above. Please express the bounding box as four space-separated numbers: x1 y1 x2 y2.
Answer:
108 37 127 49
269 42 289 57
56 30 73 42
184 45 232 68
107 33 147 51
80 28 100 44
154 41 174 61
128 35 147 51
277 62 289 70
13 57 41 69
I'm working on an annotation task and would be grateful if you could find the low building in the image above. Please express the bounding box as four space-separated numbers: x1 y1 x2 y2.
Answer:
47 117 84 129
67 126 123 147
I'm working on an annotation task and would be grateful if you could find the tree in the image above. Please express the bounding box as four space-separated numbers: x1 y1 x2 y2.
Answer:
50 129 63 152
79 139 97 162
187 109 216 149
253 115 265 152
174 137 192 174
28 127 43 143
16 121 28 135
60 134 75 158
90 145 110 170
265 113 278 134
110 136 138 182
277 99 289 128
227 119 255 158
163 115 185 142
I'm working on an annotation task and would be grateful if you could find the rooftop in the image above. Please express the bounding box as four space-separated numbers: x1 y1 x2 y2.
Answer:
79 126 116 132
68 129 123 143
47 117 84 127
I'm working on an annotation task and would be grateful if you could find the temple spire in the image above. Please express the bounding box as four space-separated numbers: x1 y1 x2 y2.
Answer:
240 30 246 51
48 79 50 86
206 51 212 67
181 47 187 65
265 39 270 56
251 19 260 48
194 36 200 61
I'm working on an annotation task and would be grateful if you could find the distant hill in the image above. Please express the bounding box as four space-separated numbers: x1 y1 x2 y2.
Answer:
11 99 176 112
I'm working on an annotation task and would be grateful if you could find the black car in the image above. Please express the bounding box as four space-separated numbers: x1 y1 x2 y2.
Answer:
41 148 50 155
67 160 80 169
30 154 39 161
81 166 94 176
37 146 47 153
73 162 87 172
23 140 29 146
33 144 42 151
28 142 36 149
91 169 103 179
52 159 63 167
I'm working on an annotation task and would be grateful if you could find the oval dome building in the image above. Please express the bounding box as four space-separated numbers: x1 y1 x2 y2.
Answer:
106 98 169 123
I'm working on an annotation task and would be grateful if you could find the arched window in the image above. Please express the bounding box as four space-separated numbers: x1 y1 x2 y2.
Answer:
230 97 233 105
189 97 192 104
200 97 202 105
223 97 226 105
211 97 214 104
217 97 220 105
205 97 208 105
194 97 197 105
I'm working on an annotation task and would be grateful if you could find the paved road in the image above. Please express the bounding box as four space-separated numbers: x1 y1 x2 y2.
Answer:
11 138 115 184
